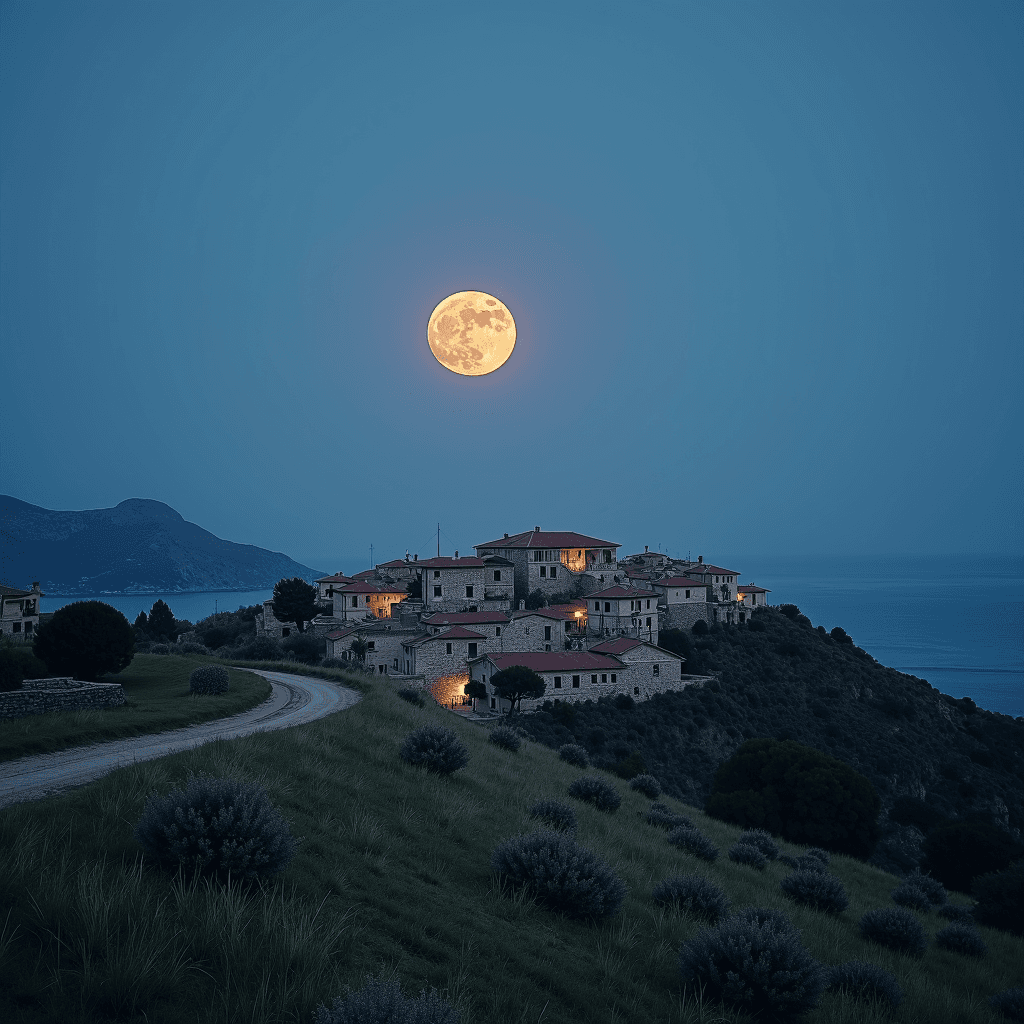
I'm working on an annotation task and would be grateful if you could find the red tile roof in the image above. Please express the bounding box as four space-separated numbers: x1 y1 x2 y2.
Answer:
351 569 378 580
481 652 624 672
404 625 487 646
376 559 410 568
686 564 740 577
738 585 771 593
316 573 354 584
653 576 708 588
589 637 643 655
475 530 619 550
337 581 396 594
511 607 573 621
422 611 509 625
414 556 486 568
544 602 588 619
589 586 658 599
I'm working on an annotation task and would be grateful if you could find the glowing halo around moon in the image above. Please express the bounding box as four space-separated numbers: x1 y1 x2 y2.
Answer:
427 290 516 376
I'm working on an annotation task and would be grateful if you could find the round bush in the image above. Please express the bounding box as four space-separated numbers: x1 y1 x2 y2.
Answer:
491 830 626 920
891 881 931 912
559 743 590 768
400 726 470 775
314 976 460 1024
990 987 1024 1022
972 861 1024 935
396 687 425 707
629 774 662 799
33 600 135 681
738 828 779 861
489 725 521 752
904 869 946 906
667 825 719 863
647 803 692 830
825 961 902 1009
804 847 830 866
858 907 927 957
653 874 730 923
135 775 296 880
781 870 850 915
729 843 768 870
528 799 577 833
679 909 824 1021
938 903 975 924
935 922 987 958
568 775 621 812
189 665 229 695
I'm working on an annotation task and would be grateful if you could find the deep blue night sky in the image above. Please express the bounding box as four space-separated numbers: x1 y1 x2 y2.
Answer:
2 2 1021 567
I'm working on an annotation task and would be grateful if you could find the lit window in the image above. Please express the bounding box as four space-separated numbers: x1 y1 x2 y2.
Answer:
554 676 562 688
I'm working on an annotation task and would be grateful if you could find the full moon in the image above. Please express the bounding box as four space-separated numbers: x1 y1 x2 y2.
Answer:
427 291 516 376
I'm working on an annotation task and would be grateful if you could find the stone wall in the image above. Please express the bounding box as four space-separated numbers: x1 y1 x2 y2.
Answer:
659 602 711 630
0 678 126 719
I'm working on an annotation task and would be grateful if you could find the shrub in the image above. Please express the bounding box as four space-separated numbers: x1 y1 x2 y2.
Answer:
737 828 779 860
647 803 692 830
489 725 521 752
781 870 850 914
652 874 730 922
935 922 987 957
491 830 626 919
314 976 460 1024
938 903 975 924
33 600 135 681
692 619 709 636
991 988 1024 1022
189 665 229 695
0 642 50 690
679 909 824 1021
558 743 590 768
399 726 469 775
706 739 880 858
734 907 796 932
568 775 621 812
904 869 946 906
923 821 1022 893
135 775 296 880
629 774 661 799
729 843 767 870
824 961 902 1009
667 825 719 862
972 861 1024 934
280 631 324 665
396 687 425 706
891 881 931 912
614 693 635 710
528 800 577 833
235 634 283 661
858 907 927 956
804 847 830 866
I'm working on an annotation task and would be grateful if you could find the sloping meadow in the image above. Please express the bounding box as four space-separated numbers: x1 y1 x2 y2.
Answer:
0 670 1020 1024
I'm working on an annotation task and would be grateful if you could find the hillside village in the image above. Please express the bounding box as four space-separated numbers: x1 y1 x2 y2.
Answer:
256 528 771 713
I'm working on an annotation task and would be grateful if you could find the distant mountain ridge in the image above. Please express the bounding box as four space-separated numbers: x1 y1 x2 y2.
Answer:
0 496 324 595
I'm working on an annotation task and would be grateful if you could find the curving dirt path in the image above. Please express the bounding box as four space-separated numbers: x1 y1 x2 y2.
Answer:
0 670 361 808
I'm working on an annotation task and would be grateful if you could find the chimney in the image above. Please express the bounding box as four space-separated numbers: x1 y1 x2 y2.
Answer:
405 550 409 562
698 555 703 563
454 550 459 559
504 533 508 538
644 545 649 553
414 553 418 561
534 526 540 532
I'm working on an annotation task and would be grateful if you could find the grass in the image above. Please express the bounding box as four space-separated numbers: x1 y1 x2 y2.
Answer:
0 655 271 762
0 672 1020 1023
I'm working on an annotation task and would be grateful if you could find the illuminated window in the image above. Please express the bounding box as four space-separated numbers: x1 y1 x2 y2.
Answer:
572 675 580 688
554 676 562 688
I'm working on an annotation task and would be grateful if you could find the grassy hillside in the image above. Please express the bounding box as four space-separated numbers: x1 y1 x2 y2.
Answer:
0 667 1019 1024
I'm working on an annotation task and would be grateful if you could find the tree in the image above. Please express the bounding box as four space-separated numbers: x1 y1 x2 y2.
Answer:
923 822 1022 893
133 610 149 632
349 635 368 662
659 628 693 660
33 600 135 682
491 665 546 714
147 599 176 639
525 589 546 610
406 575 422 600
272 577 318 634
464 679 487 700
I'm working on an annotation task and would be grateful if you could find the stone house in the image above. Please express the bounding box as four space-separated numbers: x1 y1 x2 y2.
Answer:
589 636 688 697
258 599 315 639
504 608 570 652
737 584 770 621
401 624 503 704
621 546 671 570
415 554 513 613
683 560 741 603
326 620 421 674
0 582 43 640
421 610 508 639
334 581 407 620
586 586 659 644
650 575 711 630
315 572 354 601
374 556 421 584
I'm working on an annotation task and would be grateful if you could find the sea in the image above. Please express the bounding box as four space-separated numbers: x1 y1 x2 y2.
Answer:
39 554 1023 718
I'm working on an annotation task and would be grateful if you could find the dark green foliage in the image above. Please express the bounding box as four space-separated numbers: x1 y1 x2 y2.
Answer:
0 654 19 692
781 870 849 914
647 803 692 830
858 907 927 956
614 694 635 711
271 577 318 634
464 680 487 700
923 821 1022 892
991 988 1024 1022
706 738 880 858
314 976 461 1024
490 830 626 919
524 589 546 610
824 961 902 1009
935 922 987 957
890 795 947 832
830 626 853 645
748 616 766 632
192 603 262 650
678 909 824 1021
779 604 802 620
189 665 229 695
558 743 589 768
652 874 730 922
396 688 425 707
903 869 946 906
0 641 48 691
399 726 469 775
490 665 546 712
938 903 975 923
280 631 324 664
667 825 718 862
33 600 135 681
349 636 368 662
780 853 829 874
738 828 780 860
568 775 621 812
528 799 577 833
629 774 662 799
234 634 283 661
729 842 767 869
735 907 796 932
804 847 830 866
611 749 646 778
134 775 296 880
658 628 693 660
972 861 1024 934
691 619 709 636
891 881 931 912
147 599 176 639
488 725 521 752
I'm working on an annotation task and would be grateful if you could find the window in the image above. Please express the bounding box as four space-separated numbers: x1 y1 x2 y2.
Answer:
601 674 607 683
646 617 651 627
591 674 597 685
646 600 650 609
482 675 486 684
544 644 551 652
629 600 635 611
544 626 551 641
572 675 580 688
468 643 477 658
434 570 441 578
603 550 612 563
367 641 375 650
534 551 542 562
493 570 501 581
446 642 452 654
680 664 685 678
604 602 610 613
554 676 562 688
685 590 690 598
611 673 616 683
540 566 546 577
653 663 660 676
550 567 557 579
595 601 600 611
25 622 32 632
351 596 358 607
433 585 442 597
393 658 399 669
281 627 290 637
466 585 474 598
634 687 640 695
495 626 501 636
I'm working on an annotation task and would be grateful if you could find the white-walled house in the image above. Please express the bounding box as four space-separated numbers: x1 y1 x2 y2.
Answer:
586 586 659 644
334 581 407 620
0 582 42 640
315 573 354 601
737 584 771 620
650 575 710 630
684 561 741 603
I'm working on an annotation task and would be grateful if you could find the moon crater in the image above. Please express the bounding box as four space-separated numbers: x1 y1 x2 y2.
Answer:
427 291 516 375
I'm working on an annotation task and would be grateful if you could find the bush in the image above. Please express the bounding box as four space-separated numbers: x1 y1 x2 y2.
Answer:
528 800 577 833
614 693 635 711
491 830 626 919
935 922 987 957
235 634 283 661
647 803 692 830
824 961 902 1009
135 775 296 880
630 774 661 799
652 874 730 922
559 743 590 768
33 600 135 681
568 775 621 812
858 907 927 956
667 825 719 862
972 861 1024 934
0 642 49 691
691 619 709 636
314 976 460 1024
734 907 796 932
923 821 1022 893
991 988 1024 1022
489 725 521 752
938 903 975 923
679 909 824 1021
737 828 779 860
706 739 880 859
904 869 946 906
280 631 324 665
396 687 425 706
729 843 768 870
891 881 931 912
399 726 470 775
803 847 830 866
781 870 849 914
189 665 229 695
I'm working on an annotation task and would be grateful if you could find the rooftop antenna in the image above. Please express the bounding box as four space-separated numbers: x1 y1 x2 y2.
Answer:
370 544 374 568
437 523 440 558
